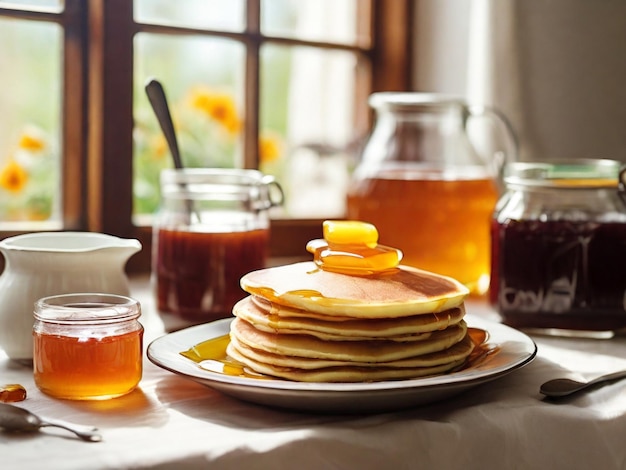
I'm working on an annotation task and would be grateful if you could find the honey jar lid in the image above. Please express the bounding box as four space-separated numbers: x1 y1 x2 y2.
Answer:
504 159 621 189
34 293 141 325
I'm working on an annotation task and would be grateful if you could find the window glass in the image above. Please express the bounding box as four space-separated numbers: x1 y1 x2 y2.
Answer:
0 0 62 11
133 32 245 217
0 18 62 227
134 0 245 32
260 44 363 218
261 0 370 47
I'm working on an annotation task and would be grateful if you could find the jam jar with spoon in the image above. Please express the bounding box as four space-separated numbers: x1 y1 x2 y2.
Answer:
490 159 626 337
144 79 284 330
153 168 283 332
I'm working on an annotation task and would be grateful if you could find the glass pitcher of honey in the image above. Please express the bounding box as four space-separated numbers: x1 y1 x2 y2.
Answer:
347 92 517 295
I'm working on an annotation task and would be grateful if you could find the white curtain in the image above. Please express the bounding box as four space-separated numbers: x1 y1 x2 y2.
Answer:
464 0 626 162
283 0 355 217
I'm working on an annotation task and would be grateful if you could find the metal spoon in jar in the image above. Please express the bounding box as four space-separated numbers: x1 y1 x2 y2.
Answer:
540 369 626 398
145 77 199 222
0 403 102 442
145 78 184 171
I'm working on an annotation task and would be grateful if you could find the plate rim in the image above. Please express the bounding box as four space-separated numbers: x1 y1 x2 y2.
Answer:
147 315 537 394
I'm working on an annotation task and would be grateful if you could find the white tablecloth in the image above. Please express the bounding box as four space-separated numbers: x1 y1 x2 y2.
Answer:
3 276 626 469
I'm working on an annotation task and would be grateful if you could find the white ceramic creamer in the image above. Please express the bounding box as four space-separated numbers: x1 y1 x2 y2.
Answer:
0 232 141 362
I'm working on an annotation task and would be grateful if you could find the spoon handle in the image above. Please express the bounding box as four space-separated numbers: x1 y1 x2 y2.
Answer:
40 418 102 442
145 78 201 223
587 369 626 387
145 78 184 170
541 369 626 398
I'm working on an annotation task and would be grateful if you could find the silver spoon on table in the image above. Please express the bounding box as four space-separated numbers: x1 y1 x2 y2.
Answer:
540 369 626 398
0 403 101 442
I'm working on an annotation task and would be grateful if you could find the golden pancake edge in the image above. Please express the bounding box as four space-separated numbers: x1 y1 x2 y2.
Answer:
240 261 470 318
230 315 469 363
233 295 466 342
226 336 470 383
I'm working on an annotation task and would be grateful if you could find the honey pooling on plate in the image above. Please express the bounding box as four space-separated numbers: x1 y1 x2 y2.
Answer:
0 384 27 403
181 334 266 379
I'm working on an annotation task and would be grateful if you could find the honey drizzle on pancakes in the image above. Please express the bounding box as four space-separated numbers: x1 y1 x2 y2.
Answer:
240 262 469 319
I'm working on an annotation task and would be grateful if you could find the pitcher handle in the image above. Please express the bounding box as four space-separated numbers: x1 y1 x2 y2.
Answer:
466 105 519 189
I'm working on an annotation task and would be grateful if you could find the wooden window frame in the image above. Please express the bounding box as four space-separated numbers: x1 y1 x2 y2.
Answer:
0 0 413 273
0 1 87 236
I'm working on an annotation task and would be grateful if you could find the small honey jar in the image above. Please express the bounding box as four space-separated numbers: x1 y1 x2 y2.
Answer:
33 293 143 400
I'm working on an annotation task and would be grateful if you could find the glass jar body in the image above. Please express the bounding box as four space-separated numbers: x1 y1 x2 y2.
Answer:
33 293 143 400
347 92 516 295
152 168 283 331
490 160 626 336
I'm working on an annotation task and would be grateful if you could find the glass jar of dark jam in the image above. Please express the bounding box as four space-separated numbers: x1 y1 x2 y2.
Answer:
490 159 626 337
153 169 283 332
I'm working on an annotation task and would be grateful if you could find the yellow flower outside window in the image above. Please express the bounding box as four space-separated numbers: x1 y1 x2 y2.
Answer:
0 159 28 194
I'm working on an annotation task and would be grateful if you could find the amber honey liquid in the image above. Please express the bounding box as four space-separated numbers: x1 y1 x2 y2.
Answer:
33 330 143 400
347 169 498 295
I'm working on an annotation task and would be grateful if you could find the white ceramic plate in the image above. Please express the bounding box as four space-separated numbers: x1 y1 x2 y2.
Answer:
147 316 536 413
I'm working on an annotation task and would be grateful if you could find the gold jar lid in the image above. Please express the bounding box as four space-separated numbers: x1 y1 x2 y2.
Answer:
503 159 621 189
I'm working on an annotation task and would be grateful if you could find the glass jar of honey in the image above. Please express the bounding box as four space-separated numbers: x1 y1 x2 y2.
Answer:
153 168 283 332
33 293 143 400
490 159 626 337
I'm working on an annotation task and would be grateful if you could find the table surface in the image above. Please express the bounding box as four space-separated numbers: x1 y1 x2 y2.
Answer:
4 275 626 470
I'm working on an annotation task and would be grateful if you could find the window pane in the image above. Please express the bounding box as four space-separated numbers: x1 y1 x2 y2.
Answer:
261 0 371 46
0 18 62 227
134 0 245 32
133 33 245 218
260 44 364 218
0 0 62 11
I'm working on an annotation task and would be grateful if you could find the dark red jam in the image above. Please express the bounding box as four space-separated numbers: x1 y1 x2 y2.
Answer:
155 228 268 324
490 219 626 332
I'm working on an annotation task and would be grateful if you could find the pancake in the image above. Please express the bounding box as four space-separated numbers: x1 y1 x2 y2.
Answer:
226 337 470 382
240 261 469 318
233 295 465 342
227 333 474 370
230 317 468 363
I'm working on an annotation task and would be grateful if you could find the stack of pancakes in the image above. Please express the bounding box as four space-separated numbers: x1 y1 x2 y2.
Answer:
226 261 473 382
